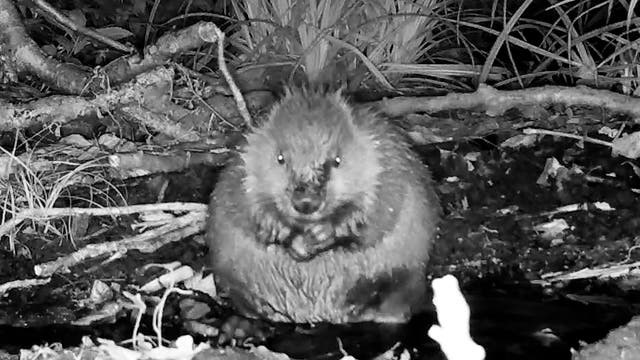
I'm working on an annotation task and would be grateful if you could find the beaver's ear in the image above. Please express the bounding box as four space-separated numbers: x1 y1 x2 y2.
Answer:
331 86 351 108
334 85 346 98
282 85 294 98
329 88 356 127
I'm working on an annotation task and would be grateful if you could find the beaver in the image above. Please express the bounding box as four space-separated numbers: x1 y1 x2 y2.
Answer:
206 88 440 324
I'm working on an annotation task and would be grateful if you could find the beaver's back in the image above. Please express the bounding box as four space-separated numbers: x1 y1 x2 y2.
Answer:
206 90 440 323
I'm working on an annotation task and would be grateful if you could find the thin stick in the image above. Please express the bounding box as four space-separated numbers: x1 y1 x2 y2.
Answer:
213 27 253 129
32 0 133 53
523 128 612 147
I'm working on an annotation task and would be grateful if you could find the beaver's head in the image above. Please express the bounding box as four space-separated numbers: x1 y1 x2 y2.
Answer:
241 89 382 225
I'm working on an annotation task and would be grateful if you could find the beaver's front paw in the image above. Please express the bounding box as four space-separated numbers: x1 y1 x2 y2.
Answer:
286 223 336 261
334 210 366 238
255 212 292 245
307 222 335 243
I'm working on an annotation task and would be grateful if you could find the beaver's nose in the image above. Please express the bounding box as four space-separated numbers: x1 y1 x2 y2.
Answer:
292 183 322 214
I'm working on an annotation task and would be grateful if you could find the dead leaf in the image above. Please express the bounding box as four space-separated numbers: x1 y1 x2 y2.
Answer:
501 134 538 149
60 134 92 147
533 219 569 240
183 271 216 298
99 134 122 150
95 27 134 40
537 157 563 186
612 132 640 159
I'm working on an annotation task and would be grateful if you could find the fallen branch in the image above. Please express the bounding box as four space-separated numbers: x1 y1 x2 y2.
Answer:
0 277 52 296
30 0 133 53
0 67 174 132
376 84 640 121
0 202 207 238
0 139 232 180
34 209 206 277
108 149 231 179
120 106 201 142
0 10 252 142
104 21 229 87
0 0 90 91
538 260 640 283
0 0 223 94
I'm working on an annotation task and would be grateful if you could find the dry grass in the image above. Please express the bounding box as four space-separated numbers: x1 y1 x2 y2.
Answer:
0 144 125 253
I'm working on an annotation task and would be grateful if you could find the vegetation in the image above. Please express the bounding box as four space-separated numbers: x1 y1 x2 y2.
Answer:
14 0 639 93
2 0 640 359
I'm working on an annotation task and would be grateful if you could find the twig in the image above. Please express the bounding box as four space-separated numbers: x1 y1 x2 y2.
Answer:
195 24 252 128
523 128 612 147
536 201 615 217
31 0 133 53
122 292 147 350
152 285 193 347
214 27 252 128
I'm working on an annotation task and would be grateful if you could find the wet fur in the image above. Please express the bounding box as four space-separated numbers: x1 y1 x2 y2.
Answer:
207 89 440 323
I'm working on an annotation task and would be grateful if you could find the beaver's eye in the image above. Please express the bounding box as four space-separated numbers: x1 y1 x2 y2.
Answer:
333 156 341 168
277 153 285 165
